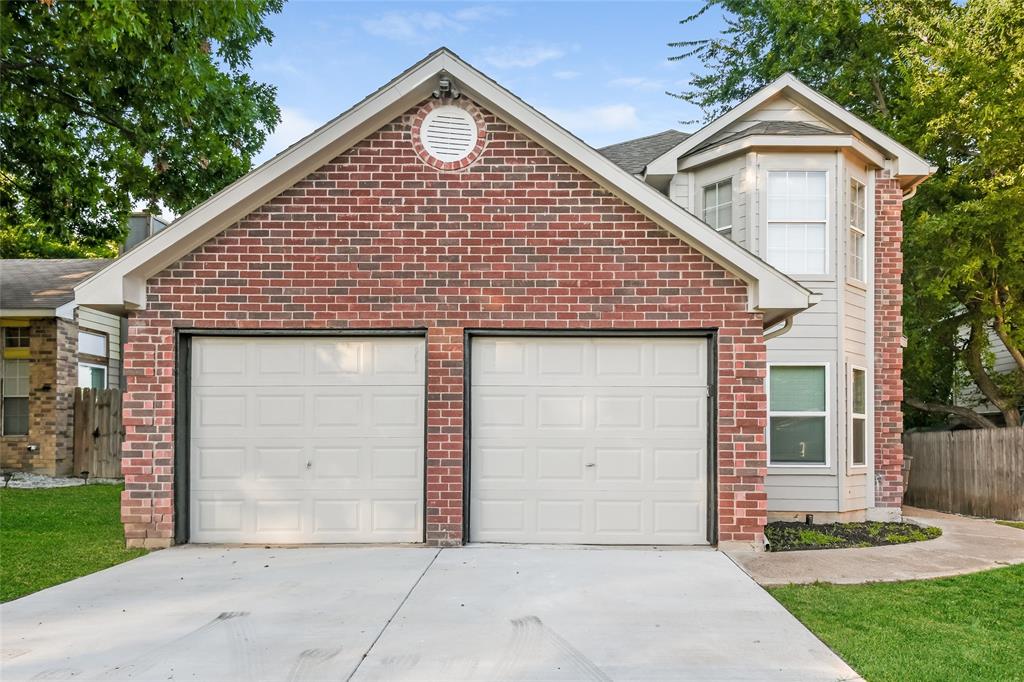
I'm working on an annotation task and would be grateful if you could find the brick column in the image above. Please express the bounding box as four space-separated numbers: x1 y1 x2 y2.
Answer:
119 314 174 549
425 326 463 546
874 172 904 510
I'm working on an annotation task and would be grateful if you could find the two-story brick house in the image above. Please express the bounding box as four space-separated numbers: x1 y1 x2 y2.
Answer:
76 49 931 549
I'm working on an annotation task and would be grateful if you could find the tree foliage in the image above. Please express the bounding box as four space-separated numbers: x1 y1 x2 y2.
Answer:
672 0 1024 427
0 0 283 257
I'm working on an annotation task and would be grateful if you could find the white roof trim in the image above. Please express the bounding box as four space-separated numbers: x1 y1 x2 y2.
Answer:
646 73 934 183
679 134 887 171
76 48 814 325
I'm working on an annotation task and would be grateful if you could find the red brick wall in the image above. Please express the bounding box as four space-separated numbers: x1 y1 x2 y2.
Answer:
121 98 769 548
874 172 904 508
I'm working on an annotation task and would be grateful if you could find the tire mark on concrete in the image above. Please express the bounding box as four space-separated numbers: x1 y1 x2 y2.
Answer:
95 611 253 680
494 616 611 682
285 647 343 682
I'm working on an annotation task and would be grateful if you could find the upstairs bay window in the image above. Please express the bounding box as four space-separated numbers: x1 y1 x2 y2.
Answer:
848 179 867 281
703 179 733 236
766 171 827 275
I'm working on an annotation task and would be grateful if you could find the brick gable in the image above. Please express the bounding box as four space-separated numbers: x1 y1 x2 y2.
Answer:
121 99 769 548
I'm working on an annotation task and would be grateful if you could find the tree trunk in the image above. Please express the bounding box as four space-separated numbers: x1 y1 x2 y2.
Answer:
965 320 1022 427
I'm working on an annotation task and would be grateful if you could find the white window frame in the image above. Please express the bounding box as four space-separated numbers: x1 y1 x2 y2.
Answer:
848 179 867 283
765 170 830 276
766 362 831 468
702 178 733 234
78 362 108 390
849 364 868 468
1 356 30 437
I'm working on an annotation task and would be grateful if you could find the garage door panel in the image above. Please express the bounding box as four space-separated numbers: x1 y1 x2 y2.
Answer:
190 336 424 544
472 386 707 440
471 337 709 545
473 337 706 387
192 337 424 387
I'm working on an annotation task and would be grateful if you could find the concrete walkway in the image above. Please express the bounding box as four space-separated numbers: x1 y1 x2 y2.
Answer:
725 506 1024 586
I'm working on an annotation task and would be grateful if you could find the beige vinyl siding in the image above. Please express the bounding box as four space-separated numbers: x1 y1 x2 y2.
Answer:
77 308 121 389
731 94 837 129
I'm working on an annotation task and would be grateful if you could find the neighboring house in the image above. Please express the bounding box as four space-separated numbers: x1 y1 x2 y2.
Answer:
953 327 1022 426
75 49 932 550
0 259 123 474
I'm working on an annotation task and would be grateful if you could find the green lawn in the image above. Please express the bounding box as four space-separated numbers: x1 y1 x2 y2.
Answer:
996 520 1024 530
770 565 1024 682
0 484 146 602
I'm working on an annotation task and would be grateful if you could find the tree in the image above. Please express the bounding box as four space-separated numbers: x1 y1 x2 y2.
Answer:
0 0 283 257
671 0 1024 427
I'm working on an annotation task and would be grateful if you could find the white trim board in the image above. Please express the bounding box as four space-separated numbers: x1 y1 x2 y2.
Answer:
74 48 815 327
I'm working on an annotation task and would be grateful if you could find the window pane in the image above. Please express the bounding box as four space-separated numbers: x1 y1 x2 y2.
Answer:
719 181 731 203
79 331 107 357
770 416 827 464
768 171 826 221
2 359 29 396
90 367 106 390
770 366 826 412
852 369 866 414
718 205 731 229
852 417 866 465
3 397 29 435
4 327 29 348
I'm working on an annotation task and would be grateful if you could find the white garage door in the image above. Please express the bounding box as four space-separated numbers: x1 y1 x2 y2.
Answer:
189 336 424 544
470 337 709 544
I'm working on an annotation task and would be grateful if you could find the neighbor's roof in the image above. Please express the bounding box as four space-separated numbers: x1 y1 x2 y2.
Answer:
689 121 838 154
599 130 691 174
1 259 111 313
75 48 815 326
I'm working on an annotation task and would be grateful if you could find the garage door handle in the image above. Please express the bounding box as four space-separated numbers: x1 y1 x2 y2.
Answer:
306 461 312 469
585 463 596 468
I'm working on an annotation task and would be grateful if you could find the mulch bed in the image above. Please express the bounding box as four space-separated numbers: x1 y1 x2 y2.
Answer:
765 521 942 552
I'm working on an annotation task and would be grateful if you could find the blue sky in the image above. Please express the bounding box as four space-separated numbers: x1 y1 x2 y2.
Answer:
250 1 725 163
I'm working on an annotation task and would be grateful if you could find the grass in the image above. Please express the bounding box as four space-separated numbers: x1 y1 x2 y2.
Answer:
996 520 1024 530
770 565 1024 682
765 521 941 551
0 484 146 602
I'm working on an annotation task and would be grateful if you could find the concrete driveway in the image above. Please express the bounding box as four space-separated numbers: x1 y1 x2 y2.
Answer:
1 546 858 681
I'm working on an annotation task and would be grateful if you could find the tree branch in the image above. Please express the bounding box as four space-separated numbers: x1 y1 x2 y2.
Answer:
991 288 1024 373
903 397 998 429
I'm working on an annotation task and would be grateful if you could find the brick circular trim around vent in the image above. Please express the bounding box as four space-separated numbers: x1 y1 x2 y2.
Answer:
411 99 487 171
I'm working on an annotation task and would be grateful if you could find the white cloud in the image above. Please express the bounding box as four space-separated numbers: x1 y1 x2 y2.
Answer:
452 5 510 22
609 76 667 92
481 42 565 69
361 11 462 42
257 107 324 165
541 104 640 135
553 70 581 80
360 5 506 43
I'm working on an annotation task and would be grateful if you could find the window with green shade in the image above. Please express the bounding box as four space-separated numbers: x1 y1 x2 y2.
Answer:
851 367 867 466
769 365 828 465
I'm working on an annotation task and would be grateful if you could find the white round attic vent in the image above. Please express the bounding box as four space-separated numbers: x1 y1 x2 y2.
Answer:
420 105 479 162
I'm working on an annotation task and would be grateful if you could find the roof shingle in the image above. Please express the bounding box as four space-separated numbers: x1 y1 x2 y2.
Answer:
598 129 690 174
0 259 111 311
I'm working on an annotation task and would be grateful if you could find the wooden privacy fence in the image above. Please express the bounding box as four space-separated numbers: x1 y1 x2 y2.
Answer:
904 428 1024 521
72 388 124 479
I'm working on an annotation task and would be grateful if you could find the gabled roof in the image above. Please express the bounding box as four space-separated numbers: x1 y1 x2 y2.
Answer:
76 48 815 326
599 130 690 174
1 259 110 315
644 73 935 191
689 121 838 154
